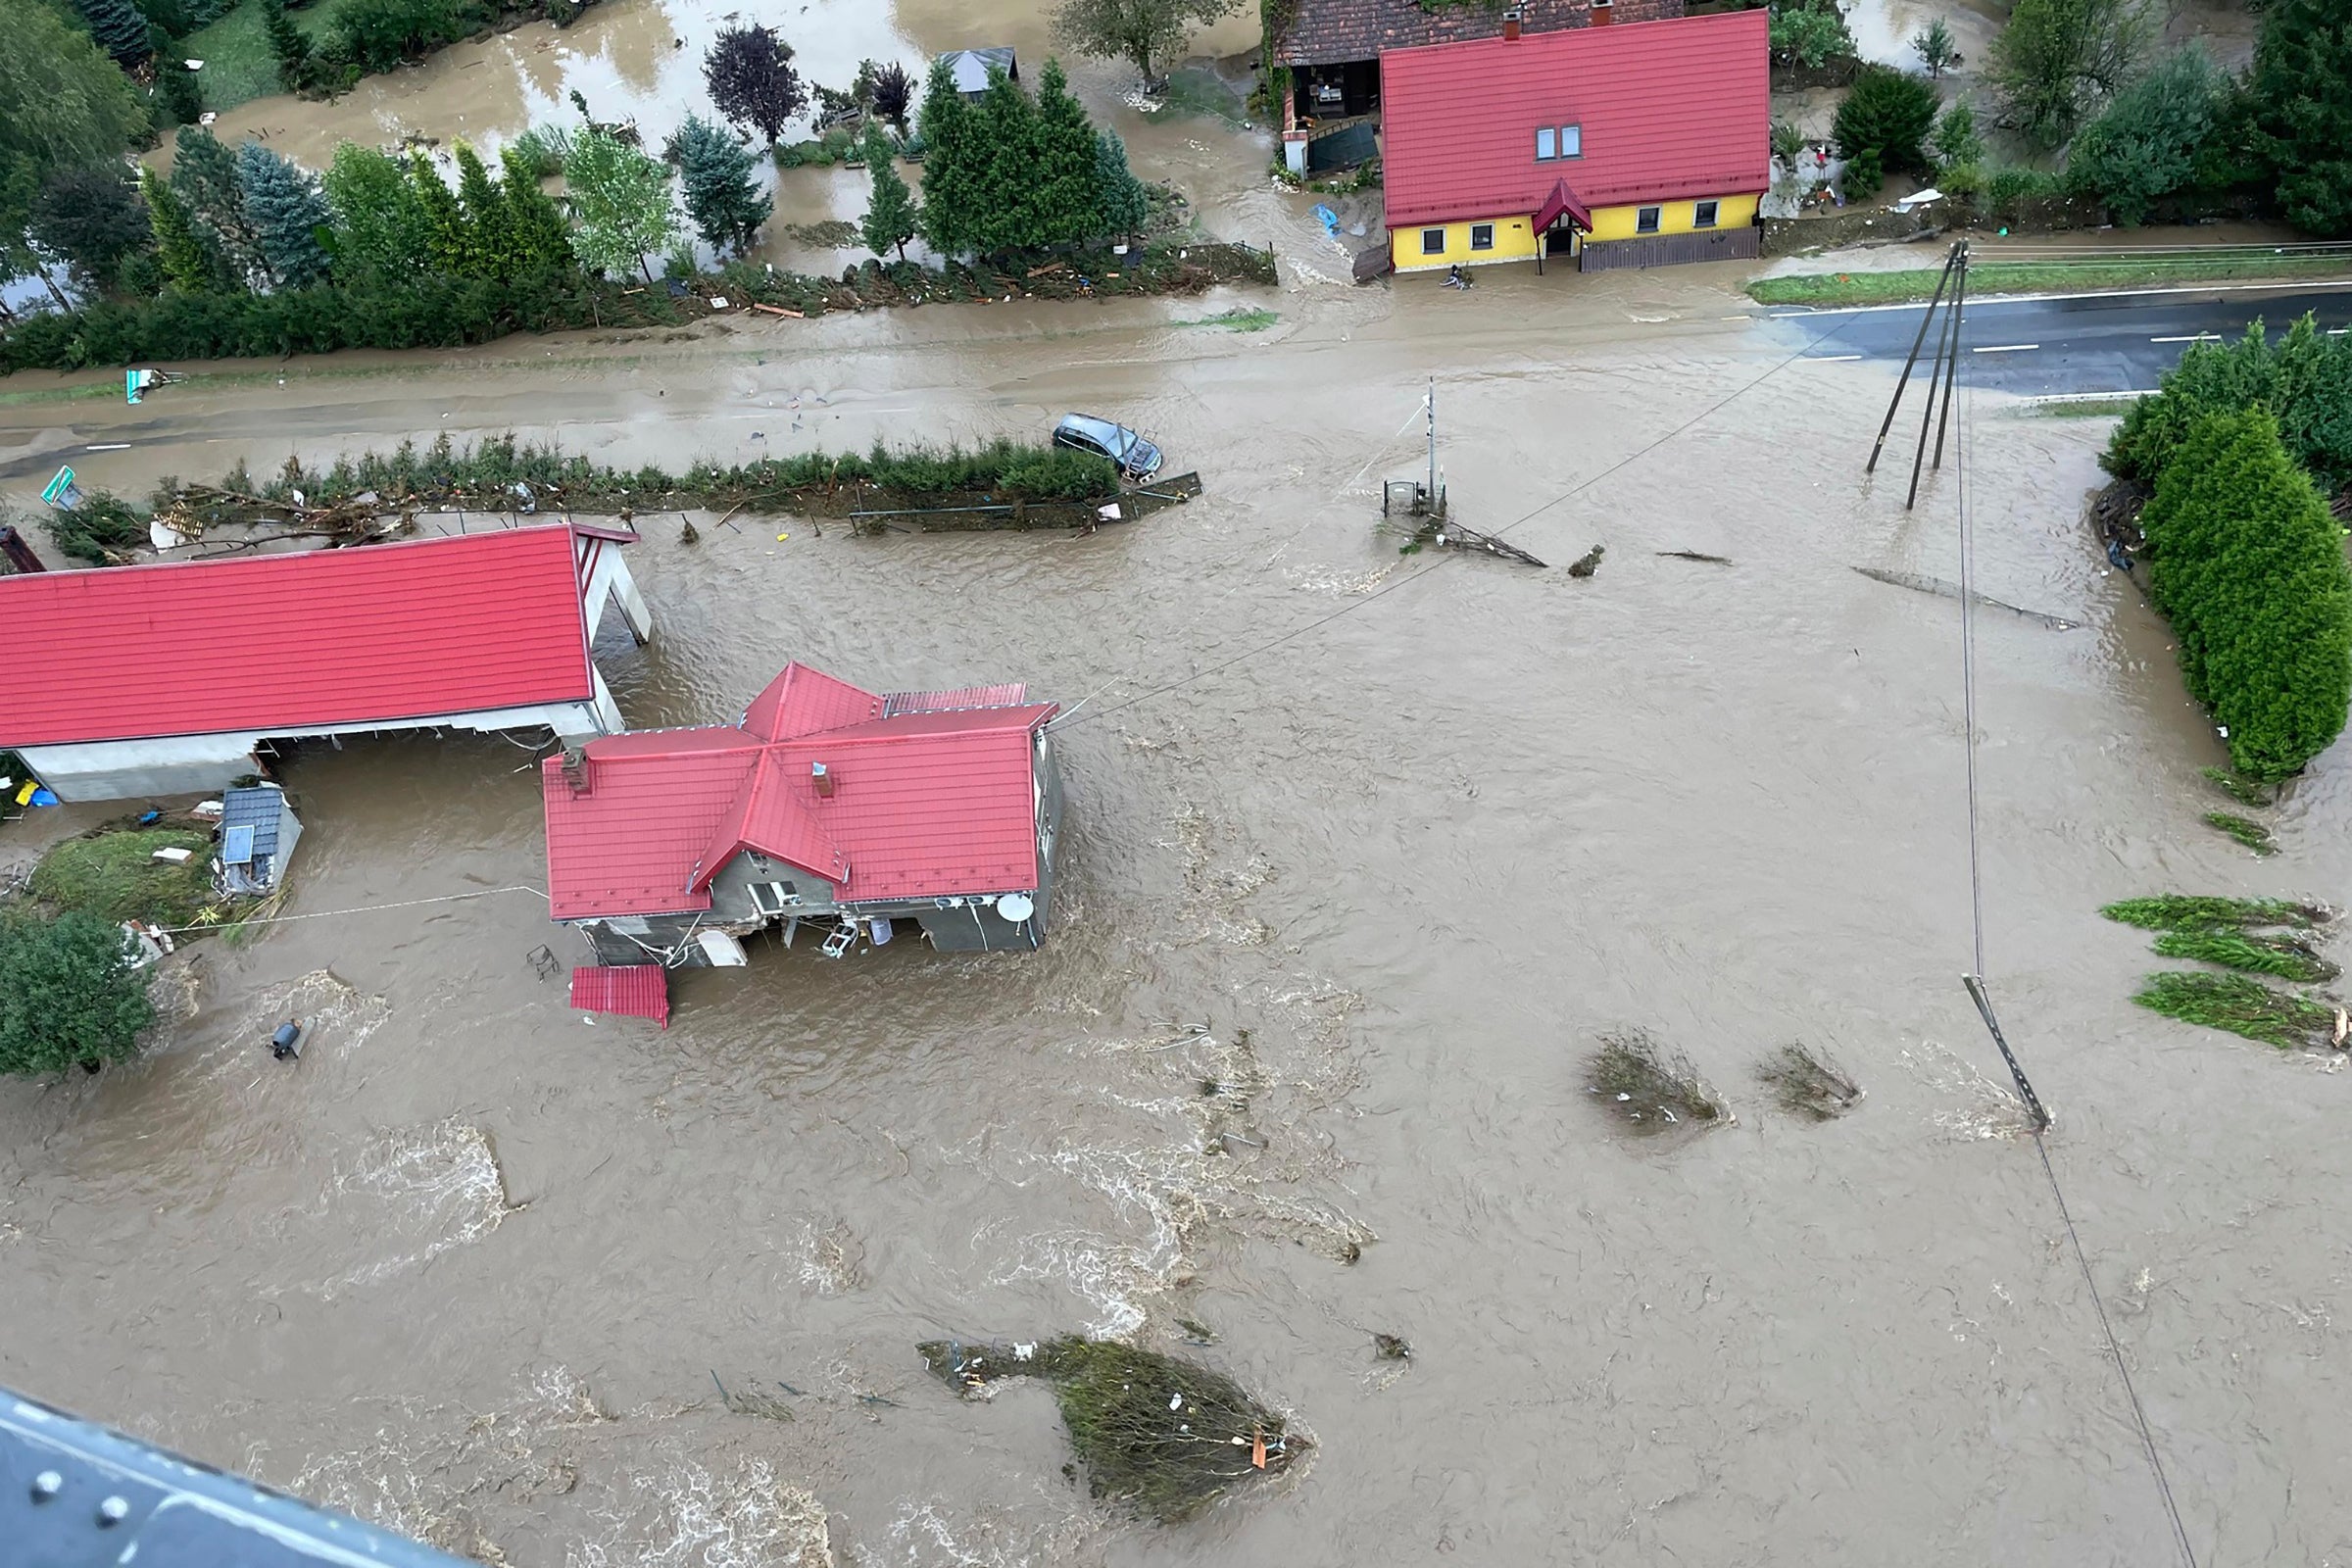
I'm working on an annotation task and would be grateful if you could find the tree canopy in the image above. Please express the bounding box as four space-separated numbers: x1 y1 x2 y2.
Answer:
2066 46 2230 226
30 166 151 292
0 911 156 1078
1051 0 1240 85
859 122 916 262
239 141 334 289
2246 0 2352 237
705 24 805 145
671 114 770 256
1990 0 2154 151
0 6 149 254
565 126 676 281
1831 64 1938 176
2106 316 2352 497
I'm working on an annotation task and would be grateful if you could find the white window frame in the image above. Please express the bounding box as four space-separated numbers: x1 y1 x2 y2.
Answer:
1559 123 1581 158
1692 199 1719 229
750 879 802 915
1470 222 1495 251
1420 227 1446 256
1636 205 1662 234
1536 126 1557 161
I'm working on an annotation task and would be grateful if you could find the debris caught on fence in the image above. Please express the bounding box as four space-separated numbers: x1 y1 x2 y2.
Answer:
1851 565 2080 630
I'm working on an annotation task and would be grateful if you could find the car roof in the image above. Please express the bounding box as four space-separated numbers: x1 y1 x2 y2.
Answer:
1057 413 1130 440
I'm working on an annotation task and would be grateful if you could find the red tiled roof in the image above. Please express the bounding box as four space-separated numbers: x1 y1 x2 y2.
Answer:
1276 0 1685 67
570 964 670 1027
0 526 601 748
542 662 1056 920
1380 11 1770 229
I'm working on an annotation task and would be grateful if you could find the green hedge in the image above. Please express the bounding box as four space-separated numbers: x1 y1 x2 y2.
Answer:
2107 316 2352 497
2138 406 2352 779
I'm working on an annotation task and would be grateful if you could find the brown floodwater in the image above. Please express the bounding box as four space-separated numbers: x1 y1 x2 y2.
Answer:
4 253 2351 1568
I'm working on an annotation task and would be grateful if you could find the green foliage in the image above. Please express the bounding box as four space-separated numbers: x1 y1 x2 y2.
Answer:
1771 2 1855 71
506 123 571 178
1589 1029 1726 1127
2202 809 2276 854
1052 0 1242 83
74 0 153 67
1929 100 1983 169
2132 970 2341 1049
2137 407 2352 779
703 23 803 145
2099 894 2329 931
914 58 978 257
143 168 230 291
1771 119 1806 163
858 122 916 261
966 66 1044 255
157 60 205 124
1031 59 1103 247
2107 317 2352 495
2151 928 2336 981
237 140 332 288
49 489 149 563
1096 128 1150 237
672 114 770 256
1913 16 1958 77
332 0 479 74
30 166 152 292
31 827 217 925
564 127 676 281
0 910 155 1077
2067 47 2229 225
1833 63 1939 176
172 125 270 281
0 6 150 250
2202 764 2274 809
1755 1042 1862 1119
322 143 429 281
263 0 314 89
498 146 573 278
451 141 517 277
1991 0 2154 151
916 1337 1296 1524
1841 146 1883 199
1984 164 2064 219
2245 0 2352 236
407 151 468 273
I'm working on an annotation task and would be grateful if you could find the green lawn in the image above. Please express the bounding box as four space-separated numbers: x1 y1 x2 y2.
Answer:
30 828 220 928
1749 253 2352 306
179 0 341 117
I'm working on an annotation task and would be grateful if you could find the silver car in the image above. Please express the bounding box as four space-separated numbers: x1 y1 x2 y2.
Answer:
1052 414 1163 480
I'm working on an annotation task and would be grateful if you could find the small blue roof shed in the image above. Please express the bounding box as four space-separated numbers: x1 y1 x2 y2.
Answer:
218 784 302 897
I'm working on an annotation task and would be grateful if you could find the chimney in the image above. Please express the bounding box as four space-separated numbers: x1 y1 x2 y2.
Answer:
1502 7 1522 39
811 761 835 798
1591 0 1612 24
561 748 592 796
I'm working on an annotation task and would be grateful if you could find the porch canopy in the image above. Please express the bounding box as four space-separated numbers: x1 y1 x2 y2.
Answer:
1534 177 1592 234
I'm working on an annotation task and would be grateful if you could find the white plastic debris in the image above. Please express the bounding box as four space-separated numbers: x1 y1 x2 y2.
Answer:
1169 1394 1184 1410
151 847 193 862
709 295 729 308
1013 1343 1036 1360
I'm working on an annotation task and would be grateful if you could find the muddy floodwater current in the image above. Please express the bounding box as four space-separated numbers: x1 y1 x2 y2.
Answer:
4 256 2351 1566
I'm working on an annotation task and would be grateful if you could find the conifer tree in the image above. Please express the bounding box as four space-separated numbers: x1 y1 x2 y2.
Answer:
172 126 270 282
322 143 429 281
671 114 770 255
74 0 152 69
406 153 470 275
913 58 977 258
966 65 1041 256
1029 60 1100 247
1095 129 1150 239
262 0 314 92
451 142 514 278
142 168 225 292
499 146 575 278
858 122 916 261
236 141 331 289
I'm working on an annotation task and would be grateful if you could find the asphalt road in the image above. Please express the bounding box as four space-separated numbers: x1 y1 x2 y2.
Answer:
1770 282 2352 395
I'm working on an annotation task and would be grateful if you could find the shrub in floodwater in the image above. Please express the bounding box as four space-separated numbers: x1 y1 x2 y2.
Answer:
0 909 155 1077
2099 895 2330 932
1587 1030 1725 1128
2132 971 2344 1050
2151 929 2339 983
916 1337 1297 1524
2204 811 2276 854
1755 1042 1863 1119
2201 765 2273 809
49 491 148 565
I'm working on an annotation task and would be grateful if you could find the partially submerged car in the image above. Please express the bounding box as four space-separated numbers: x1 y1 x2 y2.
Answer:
1052 414 1163 480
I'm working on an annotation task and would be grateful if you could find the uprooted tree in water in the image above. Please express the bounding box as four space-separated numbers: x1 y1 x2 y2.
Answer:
916 1336 1300 1523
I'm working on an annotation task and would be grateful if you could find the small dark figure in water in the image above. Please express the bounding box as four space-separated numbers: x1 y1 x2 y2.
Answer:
270 1020 302 1061
1444 265 1472 290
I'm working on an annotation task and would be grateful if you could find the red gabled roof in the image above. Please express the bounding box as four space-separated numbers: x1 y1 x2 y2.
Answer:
0 526 603 748
1380 11 1770 229
542 662 1056 920
569 964 670 1027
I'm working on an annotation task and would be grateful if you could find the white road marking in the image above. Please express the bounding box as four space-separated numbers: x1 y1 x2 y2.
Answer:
2150 333 2220 343
1973 343 2039 354
1766 276 2352 318
1806 353 1862 362
85 442 131 451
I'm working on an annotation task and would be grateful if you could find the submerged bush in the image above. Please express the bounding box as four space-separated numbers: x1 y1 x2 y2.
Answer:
1588 1030 1726 1128
2133 970 2342 1049
2100 895 2330 931
2151 929 2337 982
1755 1042 1862 1119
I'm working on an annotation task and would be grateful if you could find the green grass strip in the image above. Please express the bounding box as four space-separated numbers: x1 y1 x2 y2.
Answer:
2100 895 2328 932
1748 255 2352 308
30 827 217 927
2132 970 2340 1049
2151 929 2338 983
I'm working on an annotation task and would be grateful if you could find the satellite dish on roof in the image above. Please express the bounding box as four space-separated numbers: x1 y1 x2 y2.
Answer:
997 893 1035 923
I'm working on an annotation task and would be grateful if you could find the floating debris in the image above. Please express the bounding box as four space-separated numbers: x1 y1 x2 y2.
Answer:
1755 1043 1863 1119
915 1337 1299 1524
1656 550 1733 564
2203 811 2276 855
1587 1030 1726 1129
1371 1333 1411 1361
2200 766 2273 809
2132 972 2346 1051
1851 565 2080 630
2149 930 2338 984
710 1371 796 1423
1567 544 1605 578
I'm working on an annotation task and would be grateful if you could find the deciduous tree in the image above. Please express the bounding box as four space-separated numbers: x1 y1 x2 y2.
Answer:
705 24 804 146
1990 0 2154 151
1912 17 1958 78
2066 46 2228 226
858 121 916 261
565 126 676 282
1051 0 1240 85
237 141 332 288
867 61 914 129
322 142 429 281
30 166 151 291
0 7 148 249
671 114 769 255
0 911 155 1078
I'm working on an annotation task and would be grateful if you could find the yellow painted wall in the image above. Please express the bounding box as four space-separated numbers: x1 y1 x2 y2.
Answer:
1391 215 1540 272
1584 192 1760 242
1391 191 1759 271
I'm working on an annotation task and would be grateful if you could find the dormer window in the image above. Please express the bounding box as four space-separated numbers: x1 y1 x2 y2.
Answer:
1536 126 1556 160
1536 123 1583 161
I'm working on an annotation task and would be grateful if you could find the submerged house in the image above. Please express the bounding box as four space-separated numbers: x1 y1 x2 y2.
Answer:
543 662 1063 966
0 524 651 801
216 783 302 897
1273 0 1685 173
1381 9 1769 274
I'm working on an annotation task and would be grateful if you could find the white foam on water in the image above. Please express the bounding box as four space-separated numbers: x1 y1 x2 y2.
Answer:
311 1117 514 1297
864 1493 1093 1568
572 1452 831 1568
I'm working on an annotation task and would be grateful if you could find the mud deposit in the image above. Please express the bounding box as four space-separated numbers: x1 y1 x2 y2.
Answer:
4 257 2351 1566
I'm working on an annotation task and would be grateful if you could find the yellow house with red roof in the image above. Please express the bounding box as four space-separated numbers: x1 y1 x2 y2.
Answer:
1379 9 1771 274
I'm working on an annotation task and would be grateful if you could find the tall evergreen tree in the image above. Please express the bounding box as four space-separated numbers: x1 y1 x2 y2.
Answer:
913 57 978 258
859 122 916 261
451 142 515 278
156 59 204 125
1094 129 1149 238
73 0 153 69
671 114 769 255
1029 60 1101 247
322 142 429 281
29 165 151 292
172 126 270 281
406 153 470 274
966 65 1042 256
262 0 314 92
564 126 676 282
2246 0 2352 237
236 141 331 289
498 146 574 278
142 167 226 291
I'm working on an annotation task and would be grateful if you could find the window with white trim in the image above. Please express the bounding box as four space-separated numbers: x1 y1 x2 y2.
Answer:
1536 126 1556 160
1636 205 1661 234
1421 228 1446 255
1559 123 1581 158
1470 222 1495 250
750 880 802 915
